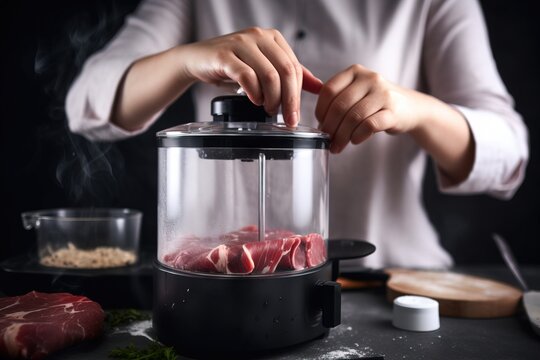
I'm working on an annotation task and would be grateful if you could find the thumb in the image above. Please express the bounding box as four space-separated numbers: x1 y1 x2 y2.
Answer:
301 66 323 94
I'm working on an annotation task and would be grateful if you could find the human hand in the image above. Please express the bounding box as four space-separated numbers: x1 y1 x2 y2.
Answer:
178 27 322 126
315 64 421 153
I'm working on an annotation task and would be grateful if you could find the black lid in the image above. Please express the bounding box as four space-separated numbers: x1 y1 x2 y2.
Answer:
211 95 274 123
157 95 329 151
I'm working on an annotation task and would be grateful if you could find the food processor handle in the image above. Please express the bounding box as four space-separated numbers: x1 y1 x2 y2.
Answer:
21 211 40 230
318 281 341 328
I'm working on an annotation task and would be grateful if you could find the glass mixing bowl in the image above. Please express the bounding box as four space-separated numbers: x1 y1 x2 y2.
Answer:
21 208 142 269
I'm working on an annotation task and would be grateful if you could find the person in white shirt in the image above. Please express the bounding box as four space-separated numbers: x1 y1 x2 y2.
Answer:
66 0 528 269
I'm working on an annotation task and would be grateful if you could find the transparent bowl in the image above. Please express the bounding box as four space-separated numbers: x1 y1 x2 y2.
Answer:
21 208 142 269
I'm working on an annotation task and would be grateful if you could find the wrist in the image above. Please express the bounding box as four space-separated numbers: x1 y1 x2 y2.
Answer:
170 45 198 85
405 92 474 185
403 90 437 137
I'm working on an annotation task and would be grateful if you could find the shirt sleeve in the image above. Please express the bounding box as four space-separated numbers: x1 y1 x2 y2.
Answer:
422 0 529 199
65 0 192 142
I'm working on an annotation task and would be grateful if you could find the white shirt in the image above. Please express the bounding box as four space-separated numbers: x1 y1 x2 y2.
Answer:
66 0 529 269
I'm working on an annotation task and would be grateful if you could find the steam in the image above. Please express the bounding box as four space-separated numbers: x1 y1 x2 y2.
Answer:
34 1 136 204
54 134 123 204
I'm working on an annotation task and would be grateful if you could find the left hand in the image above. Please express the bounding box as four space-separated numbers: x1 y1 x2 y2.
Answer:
315 64 419 153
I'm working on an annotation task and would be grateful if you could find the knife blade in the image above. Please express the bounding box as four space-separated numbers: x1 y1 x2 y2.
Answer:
493 233 540 336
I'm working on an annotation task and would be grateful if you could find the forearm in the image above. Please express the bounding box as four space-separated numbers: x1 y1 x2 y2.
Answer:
408 90 475 186
111 46 194 131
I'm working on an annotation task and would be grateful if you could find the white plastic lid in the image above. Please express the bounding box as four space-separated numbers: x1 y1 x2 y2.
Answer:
392 295 440 332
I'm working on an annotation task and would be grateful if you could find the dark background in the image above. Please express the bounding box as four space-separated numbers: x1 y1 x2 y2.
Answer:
1 0 539 266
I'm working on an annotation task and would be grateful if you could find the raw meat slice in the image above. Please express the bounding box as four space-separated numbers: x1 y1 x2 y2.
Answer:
207 244 254 274
243 237 298 274
223 245 255 274
177 245 217 273
304 233 326 267
165 242 255 274
278 235 305 270
162 235 201 263
0 291 104 360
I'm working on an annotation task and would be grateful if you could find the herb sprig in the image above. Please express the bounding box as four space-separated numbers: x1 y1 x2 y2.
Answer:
106 309 151 328
109 342 178 360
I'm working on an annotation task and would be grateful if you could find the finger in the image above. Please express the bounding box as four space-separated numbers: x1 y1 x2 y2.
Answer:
273 31 303 90
330 92 385 153
315 70 355 128
350 109 393 145
258 38 300 126
222 54 264 106
234 44 281 114
319 79 372 140
273 30 303 124
302 66 323 94
213 79 244 94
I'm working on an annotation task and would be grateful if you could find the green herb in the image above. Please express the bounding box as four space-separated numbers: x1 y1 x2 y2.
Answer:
106 309 151 328
109 342 178 360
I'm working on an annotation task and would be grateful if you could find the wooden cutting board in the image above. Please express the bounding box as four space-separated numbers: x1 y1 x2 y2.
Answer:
385 268 523 318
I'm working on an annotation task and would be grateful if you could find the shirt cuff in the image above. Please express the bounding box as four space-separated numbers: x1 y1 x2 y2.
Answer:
436 105 526 199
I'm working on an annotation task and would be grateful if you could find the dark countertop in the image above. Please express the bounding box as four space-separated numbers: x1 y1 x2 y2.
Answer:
27 266 539 360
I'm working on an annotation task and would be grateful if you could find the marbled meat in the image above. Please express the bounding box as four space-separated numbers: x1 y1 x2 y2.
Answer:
0 291 104 360
163 226 326 274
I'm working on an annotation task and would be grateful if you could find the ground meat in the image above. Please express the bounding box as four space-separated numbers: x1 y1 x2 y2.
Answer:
40 242 136 269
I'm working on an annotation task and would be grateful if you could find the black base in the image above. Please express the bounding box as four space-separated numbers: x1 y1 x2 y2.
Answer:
153 262 339 357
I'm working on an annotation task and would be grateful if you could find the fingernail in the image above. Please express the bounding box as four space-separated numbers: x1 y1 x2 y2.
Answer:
287 112 298 127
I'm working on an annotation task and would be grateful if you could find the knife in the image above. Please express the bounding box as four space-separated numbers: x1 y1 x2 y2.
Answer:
493 233 540 336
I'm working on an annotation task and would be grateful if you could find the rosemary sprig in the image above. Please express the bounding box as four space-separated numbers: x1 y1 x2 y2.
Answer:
109 342 178 360
106 309 151 328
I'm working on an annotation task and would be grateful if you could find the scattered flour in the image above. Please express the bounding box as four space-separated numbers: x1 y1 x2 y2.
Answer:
316 346 375 359
328 324 355 337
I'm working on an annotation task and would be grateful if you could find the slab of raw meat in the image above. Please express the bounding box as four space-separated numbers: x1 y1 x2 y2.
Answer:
0 291 104 360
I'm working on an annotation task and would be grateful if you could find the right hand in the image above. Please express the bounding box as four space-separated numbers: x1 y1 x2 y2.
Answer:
177 27 322 126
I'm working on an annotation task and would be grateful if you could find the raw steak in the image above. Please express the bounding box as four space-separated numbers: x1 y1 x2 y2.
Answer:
0 291 104 360
163 226 327 275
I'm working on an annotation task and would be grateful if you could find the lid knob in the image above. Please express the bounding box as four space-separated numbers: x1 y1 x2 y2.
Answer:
211 95 274 123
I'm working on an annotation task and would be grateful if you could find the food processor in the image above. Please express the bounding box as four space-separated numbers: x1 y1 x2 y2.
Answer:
153 95 374 357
